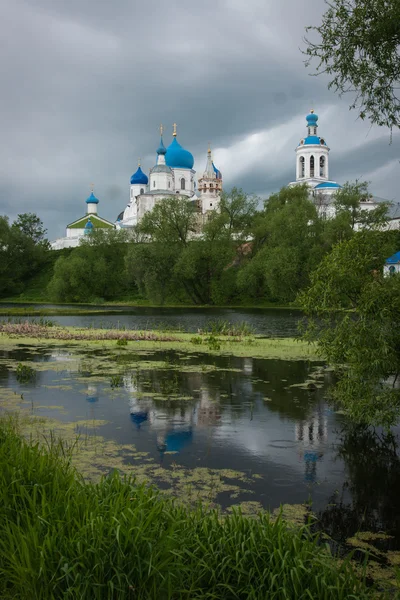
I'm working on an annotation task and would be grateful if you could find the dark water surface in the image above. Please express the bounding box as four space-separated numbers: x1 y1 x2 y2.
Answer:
1 344 400 548
1 304 301 336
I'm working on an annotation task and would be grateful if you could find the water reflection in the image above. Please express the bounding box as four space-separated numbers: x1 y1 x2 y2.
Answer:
4 306 302 336
318 425 400 542
1 346 400 542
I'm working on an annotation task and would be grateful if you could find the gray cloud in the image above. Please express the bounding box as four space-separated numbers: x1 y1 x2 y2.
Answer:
0 0 398 238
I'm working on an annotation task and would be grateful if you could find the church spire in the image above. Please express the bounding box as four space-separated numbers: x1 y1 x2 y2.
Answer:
204 144 215 178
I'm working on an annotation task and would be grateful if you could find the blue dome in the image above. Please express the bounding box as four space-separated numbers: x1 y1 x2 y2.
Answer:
165 137 194 169
306 111 318 127
303 136 325 145
212 162 222 180
157 136 167 155
130 166 148 185
84 219 94 234
314 181 341 189
86 192 99 204
386 251 400 264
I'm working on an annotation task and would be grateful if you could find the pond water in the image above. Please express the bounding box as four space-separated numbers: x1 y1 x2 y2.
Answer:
1 305 301 337
1 343 400 548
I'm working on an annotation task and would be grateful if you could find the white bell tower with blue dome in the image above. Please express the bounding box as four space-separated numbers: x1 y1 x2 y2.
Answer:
295 110 330 184
289 110 342 209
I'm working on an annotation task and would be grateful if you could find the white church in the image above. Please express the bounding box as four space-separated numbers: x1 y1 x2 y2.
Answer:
116 124 222 229
50 111 398 249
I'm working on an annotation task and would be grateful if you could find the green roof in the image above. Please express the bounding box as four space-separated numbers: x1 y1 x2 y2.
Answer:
67 215 114 229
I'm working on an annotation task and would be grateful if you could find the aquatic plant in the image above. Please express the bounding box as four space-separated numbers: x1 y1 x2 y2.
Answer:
0 419 376 599
190 336 203 345
200 319 256 337
110 374 124 388
15 363 36 383
0 322 179 343
205 334 221 351
116 337 128 346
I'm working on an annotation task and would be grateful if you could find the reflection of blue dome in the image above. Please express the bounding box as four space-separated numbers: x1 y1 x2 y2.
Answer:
306 111 318 127
314 181 341 189
165 138 194 169
130 166 148 185
160 429 193 453
86 192 99 204
86 395 98 403
130 411 149 429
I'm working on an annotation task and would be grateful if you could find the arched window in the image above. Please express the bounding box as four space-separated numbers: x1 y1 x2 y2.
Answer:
299 156 305 178
310 155 315 178
210 183 213 188
180 178 185 190
153 180 156 188
168 181 171 188
319 156 325 177
140 188 144 195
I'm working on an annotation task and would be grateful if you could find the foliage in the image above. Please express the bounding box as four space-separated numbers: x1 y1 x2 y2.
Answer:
0 419 375 599
12 213 50 247
304 0 400 131
200 319 255 337
238 185 323 302
205 187 259 241
0 215 50 298
298 230 400 427
137 196 198 245
15 363 36 383
48 229 130 302
125 242 180 304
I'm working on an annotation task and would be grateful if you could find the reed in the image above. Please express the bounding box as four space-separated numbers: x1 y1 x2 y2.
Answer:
0 417 377 599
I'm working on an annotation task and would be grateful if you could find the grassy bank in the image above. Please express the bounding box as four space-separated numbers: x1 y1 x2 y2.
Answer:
0 417 375 599
0 322 318 360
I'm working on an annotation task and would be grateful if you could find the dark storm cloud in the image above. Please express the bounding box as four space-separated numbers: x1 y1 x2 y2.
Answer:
0 0 397 238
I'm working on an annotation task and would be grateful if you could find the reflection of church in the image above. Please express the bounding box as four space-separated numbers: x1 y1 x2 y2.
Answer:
295 406 328 483
127 376 221 455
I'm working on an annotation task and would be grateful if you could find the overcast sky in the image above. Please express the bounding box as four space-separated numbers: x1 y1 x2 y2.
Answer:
1 0 399 239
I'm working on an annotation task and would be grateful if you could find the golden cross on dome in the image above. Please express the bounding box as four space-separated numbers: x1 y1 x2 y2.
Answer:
173 122 177 137
208 142 211 155
159 124 163 136
138 157 141 166
90 182 95 192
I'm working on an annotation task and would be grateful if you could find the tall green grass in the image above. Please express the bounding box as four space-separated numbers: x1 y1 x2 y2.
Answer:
0 418 375 599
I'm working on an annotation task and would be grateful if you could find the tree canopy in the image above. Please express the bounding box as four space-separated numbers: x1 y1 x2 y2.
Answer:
298 230 400 427
304 0 400 131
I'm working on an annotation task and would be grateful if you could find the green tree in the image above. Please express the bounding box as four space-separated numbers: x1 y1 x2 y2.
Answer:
12 213 50 247
238 185 323 302
48 229 129 302
125 242 180 305
138 197 198 246
304 0 400 131
316 181 390 248
205 188 259 241
298 230 400 427
0 215 49 297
